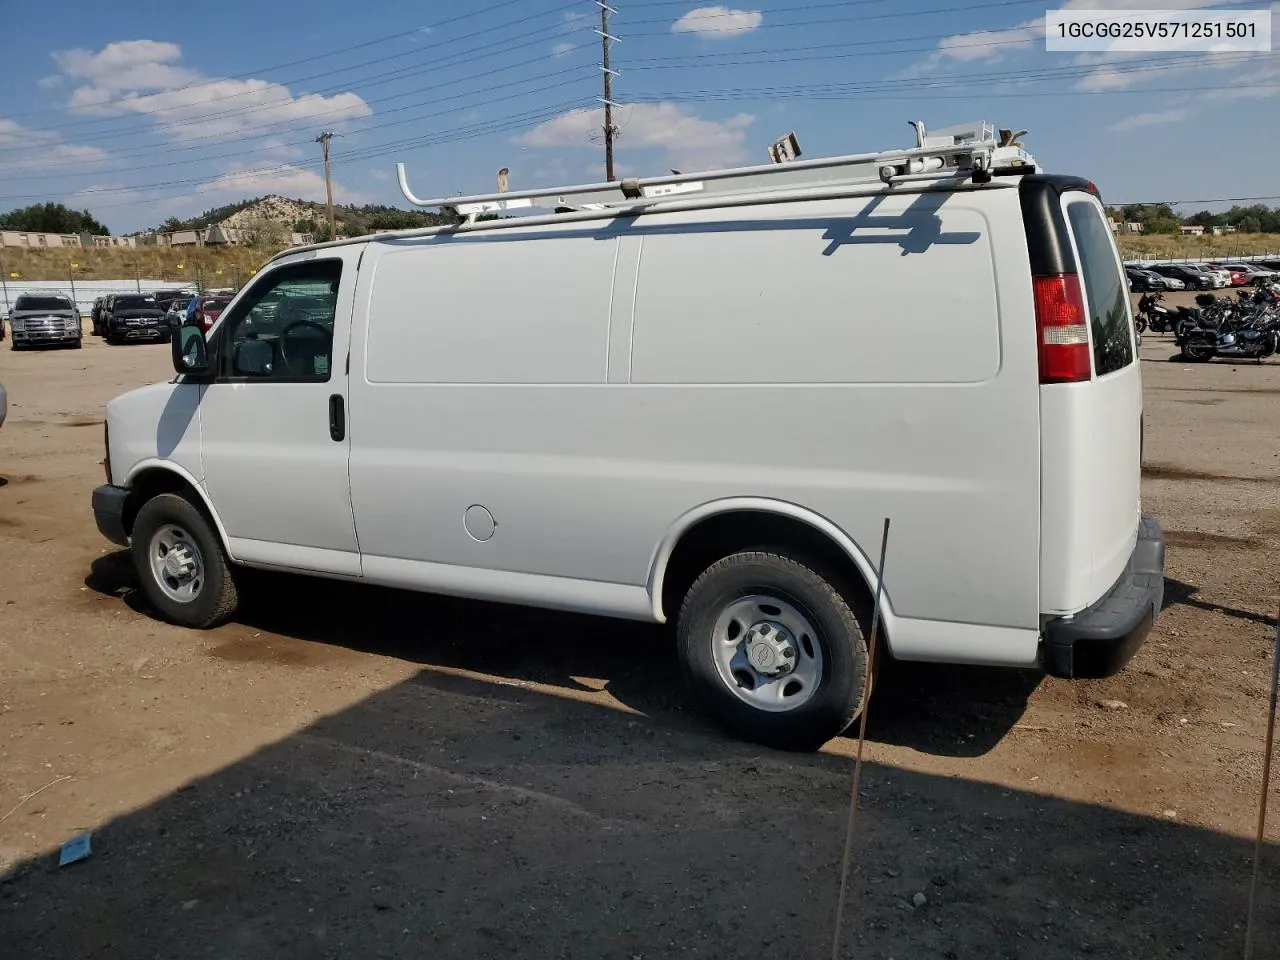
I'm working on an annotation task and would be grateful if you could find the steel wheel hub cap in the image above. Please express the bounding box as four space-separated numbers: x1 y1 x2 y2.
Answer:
744 621 796 676
149 524 205 605
163 543 197 581
711 595 824 713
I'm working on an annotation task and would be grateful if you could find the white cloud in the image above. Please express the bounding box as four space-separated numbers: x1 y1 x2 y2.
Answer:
552 42 577 57
923 18 1044 66
259 138 304 158
521 102 755 170
671 6 764 38
37 74 63 90
196 163 371 205
50 40 371 137
1109 107 1190 131
0 118 108 172
369 168 392 181
916 0 1239 69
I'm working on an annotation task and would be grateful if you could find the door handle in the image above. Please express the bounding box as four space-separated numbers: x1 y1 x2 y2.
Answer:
328 394 346 442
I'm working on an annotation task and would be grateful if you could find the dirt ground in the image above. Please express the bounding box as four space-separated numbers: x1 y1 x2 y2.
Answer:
0 304 1277 959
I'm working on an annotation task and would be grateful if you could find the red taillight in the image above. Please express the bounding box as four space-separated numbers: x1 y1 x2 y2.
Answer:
1032 274 1092 384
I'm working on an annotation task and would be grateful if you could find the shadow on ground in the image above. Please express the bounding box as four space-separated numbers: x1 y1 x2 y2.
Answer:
1164 576 1275 628
4 644 1275 958
85 552 1038 758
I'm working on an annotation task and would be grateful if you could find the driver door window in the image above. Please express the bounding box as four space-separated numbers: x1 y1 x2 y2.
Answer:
216 260 342 382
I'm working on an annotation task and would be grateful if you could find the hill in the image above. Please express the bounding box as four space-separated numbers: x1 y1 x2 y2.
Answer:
153 195 456 240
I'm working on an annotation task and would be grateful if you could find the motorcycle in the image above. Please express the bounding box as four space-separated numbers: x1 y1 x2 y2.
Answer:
1179 300 1280 361
1137 292 1178 333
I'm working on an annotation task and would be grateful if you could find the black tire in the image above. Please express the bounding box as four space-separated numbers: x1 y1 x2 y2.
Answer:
677 549 869 751
1134 317 1147 334
70 339 83 350
130 492 240 628
1182 342 1214 363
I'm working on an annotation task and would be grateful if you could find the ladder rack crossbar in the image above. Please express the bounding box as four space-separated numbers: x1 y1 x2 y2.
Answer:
395 121 1036 216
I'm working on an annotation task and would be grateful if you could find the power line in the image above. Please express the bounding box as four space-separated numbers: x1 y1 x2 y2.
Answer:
66 98 595 215
0 66 598 183
630 0 1045 29
8 0 571 124
10 43 1254 181
0 98 592 206
5 15 592 150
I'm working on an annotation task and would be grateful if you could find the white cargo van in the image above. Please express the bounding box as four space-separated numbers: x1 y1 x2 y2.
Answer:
92 123 1163 749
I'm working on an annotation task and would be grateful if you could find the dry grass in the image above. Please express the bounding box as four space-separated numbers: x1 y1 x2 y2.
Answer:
0 245 288 287
1117 233 1280 261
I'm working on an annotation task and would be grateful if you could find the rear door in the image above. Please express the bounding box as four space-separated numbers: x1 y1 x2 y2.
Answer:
1035 184 1143 615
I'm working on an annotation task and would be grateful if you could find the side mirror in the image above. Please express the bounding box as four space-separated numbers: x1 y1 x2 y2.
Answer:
171 323 210 376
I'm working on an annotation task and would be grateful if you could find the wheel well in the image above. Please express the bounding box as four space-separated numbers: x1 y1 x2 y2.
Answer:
122 469 202 538
659 510 874 624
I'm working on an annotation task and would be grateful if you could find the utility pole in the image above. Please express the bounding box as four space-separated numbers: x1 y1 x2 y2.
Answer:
316 131 337 241
596 2 620 181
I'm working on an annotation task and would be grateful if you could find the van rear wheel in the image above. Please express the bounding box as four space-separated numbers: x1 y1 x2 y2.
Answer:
131 492 239 629
677 549 868 751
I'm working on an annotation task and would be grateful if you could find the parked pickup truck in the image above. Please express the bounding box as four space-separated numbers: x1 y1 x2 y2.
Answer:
9 291 82 349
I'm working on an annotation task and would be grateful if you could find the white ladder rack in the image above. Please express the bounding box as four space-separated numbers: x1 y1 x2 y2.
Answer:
396 121 1036 220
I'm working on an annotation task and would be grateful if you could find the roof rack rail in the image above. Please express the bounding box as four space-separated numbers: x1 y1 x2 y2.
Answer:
395 120 1036 221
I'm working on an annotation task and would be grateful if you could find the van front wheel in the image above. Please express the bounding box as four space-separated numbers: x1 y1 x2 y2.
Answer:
131 492 239 628
677 549 868 751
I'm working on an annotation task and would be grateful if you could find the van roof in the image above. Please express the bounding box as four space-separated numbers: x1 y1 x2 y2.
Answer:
270 120 1040 266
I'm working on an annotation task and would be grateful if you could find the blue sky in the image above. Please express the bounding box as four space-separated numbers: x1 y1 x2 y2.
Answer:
1 0 1277 233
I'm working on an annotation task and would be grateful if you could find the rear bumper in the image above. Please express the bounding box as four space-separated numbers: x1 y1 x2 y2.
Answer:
1042 516 1165 680
92 484 131 547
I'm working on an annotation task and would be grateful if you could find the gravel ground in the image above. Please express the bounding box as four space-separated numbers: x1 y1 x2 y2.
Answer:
0 311 1276 959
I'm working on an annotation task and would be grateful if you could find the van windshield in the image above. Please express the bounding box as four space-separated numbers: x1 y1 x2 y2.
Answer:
1066 199 1133 376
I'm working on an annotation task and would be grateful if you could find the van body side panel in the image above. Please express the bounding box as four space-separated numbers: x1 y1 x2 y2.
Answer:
349 233 626 581
622 192 1041 636
347 193 1040 653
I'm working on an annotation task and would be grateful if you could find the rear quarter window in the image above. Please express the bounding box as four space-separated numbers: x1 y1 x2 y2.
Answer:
1065 199 1133 376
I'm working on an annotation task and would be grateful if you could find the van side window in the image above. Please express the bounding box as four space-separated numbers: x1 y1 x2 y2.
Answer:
216 260 342 383
1066 200 1133 377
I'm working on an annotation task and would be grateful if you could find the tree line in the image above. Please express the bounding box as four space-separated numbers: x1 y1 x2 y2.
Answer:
0 202 111 236
1107 203 1280 235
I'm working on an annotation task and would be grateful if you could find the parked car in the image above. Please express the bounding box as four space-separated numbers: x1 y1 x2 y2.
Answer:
102 294 168 345
9 291 82 350
1125 267 1166 292
1193 264 1232 287
92 295 113 337
192 295 233 332
1148 263 1217 290
1218 262 1277 286
1206 263 1250 286
151 288 195 312
91 139 1164 750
